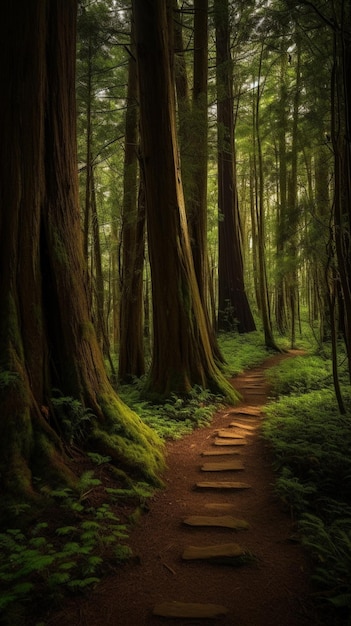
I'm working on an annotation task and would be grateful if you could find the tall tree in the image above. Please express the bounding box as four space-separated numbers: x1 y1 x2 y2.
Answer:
275 43 289 335
174 0 223 361
331 0 351 383
118 21 146 382
214 0 256 333
133 0 239 402
0 0 164 508
253 44 281 350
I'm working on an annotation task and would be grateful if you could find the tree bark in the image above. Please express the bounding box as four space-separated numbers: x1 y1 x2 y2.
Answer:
118 23 146 382
254 46 281 351
133 0 239 402
331 5 351 383
214 0 256 334
0 1 164 505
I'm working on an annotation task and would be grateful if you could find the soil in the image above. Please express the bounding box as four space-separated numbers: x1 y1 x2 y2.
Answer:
45 350 325 626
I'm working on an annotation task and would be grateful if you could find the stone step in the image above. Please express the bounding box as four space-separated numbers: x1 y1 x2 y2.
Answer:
229 406 262 417
195 481 251 490
201 449 241 456
229 421 257 431
243 383 265 389
201 459 244 471
182 542 245 561
204 502 240 512
216 429 246 439
214 437 247 446
153 601 229 619
183 515 249 529
246 374 265 380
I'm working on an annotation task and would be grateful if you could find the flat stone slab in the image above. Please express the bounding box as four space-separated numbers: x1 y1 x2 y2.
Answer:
202 449 241 456
204 502 240 511
182 542 245 561
229 406 262 417
246 374 265 379
216 429 246 439
229 421 257 431
195 481 251 490
243 383 265 389
214 437 247 446
153 601 229 619
201 460 244 471
183 515 249 529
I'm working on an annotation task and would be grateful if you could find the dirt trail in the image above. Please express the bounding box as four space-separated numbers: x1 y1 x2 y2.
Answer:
47 350 323 626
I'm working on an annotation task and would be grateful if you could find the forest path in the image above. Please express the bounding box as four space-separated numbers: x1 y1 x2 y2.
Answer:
47 350 323 626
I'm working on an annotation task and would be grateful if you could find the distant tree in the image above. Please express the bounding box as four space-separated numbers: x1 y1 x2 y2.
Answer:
0 0 164 511
214 0 256 333
331 0 351 383
253 44 281 350
133 0 239 402
118 21 146 382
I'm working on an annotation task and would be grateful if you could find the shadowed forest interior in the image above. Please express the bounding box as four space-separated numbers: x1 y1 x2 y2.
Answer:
0 1 350 624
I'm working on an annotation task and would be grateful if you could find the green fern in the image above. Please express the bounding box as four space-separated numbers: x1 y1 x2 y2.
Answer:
87 452 112 465
51 393 96 444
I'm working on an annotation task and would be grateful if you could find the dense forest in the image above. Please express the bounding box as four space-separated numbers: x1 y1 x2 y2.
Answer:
0 0 350 624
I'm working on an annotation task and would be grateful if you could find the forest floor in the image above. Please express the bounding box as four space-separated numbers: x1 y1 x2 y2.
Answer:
45 350 326 626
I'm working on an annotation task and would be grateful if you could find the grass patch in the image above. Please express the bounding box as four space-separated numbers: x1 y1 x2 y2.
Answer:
218 330 281 376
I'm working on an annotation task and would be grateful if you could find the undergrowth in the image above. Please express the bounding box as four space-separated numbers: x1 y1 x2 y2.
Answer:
118 330 278 441
218 329 281 376
262 350 351 624
0 466 151 626
118 382 223 440
0 331 281 625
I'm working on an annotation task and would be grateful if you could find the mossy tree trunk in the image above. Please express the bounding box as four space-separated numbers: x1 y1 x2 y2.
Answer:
0 0 164 506
133 0 239 403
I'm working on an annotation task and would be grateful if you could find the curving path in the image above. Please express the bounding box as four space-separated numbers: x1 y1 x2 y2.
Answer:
48 351 323 626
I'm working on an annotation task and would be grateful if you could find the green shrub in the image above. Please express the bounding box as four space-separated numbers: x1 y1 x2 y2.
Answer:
262 350 351 621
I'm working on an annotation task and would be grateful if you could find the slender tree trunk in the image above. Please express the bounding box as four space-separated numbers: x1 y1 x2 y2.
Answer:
286 37 302 349
214 0 256 333
331 7 351 383
133 0 239 402
275 46 288 335
254 48 281 351
91 167 109 355
118 24 146 382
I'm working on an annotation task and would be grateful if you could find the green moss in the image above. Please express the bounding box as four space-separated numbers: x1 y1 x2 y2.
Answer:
31 433 78 492
52 230 69 266
91 392 165 484
80 321 95 341
90 427 164 485
211 372 241 405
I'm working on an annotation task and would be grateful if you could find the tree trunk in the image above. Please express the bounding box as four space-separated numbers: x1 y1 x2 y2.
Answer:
173 0 223 363
331 6 351 383
0 1 164 507
275 46 288 335
254 47 281 351
118 24 146 382
133 0 239 402
214 0 256 334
